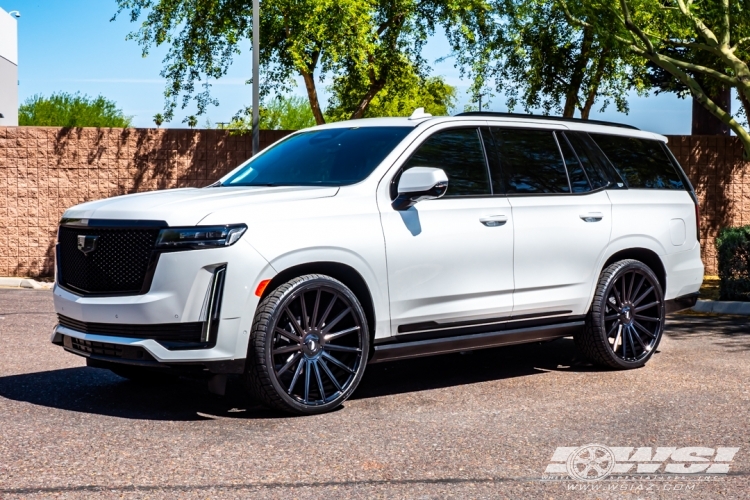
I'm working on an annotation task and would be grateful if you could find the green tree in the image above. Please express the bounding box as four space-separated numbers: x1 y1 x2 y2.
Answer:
113 0 485 125
153 113 165 128
328 73 457 119
18 92 132 127
563 0 750 156
455 0 648 119
229 95 316 131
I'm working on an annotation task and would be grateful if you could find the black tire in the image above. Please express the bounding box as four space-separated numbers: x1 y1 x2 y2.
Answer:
576 259 665 369
246 274 370 415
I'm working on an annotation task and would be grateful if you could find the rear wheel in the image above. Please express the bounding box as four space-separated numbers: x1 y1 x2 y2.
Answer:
246 274 369 415
576 259 665 369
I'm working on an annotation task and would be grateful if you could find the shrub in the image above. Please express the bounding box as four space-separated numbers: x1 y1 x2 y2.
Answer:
19 92 132 128
716 225 750 302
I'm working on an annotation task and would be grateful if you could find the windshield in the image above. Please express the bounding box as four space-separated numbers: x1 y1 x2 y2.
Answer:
222 126 413 187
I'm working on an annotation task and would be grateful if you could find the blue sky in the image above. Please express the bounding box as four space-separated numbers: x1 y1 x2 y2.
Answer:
8 0 696 132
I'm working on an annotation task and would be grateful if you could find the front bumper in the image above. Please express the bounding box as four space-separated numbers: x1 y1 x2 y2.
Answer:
52 239 275 366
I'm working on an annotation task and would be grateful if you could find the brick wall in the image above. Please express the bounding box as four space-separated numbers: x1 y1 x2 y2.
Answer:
0 127 748 278
0 127 291 277
666 135 750 275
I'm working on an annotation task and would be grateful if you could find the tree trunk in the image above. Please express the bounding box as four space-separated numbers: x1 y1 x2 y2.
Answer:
300 50 325 126
580 49 609 120
302 71 326 125
692 86 730 135
563 27 594 118
349 82 386 119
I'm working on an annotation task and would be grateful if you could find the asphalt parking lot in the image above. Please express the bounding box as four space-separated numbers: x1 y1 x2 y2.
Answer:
0 288 748 499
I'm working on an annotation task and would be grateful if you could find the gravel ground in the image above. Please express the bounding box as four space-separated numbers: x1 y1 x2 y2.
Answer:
0 288 748 499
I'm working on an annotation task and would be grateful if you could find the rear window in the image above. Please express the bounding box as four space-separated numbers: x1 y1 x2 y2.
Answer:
590 134 684 190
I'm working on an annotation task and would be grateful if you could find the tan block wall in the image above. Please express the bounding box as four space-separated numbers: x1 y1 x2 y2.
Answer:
0 128 748 277
0 127 291 277
666 135 750 275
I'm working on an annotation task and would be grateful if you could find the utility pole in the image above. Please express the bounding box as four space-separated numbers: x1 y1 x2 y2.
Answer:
252 0 260 155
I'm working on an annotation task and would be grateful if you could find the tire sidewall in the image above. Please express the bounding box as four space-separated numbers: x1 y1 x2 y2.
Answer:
255 275 370 415
592 260 665 369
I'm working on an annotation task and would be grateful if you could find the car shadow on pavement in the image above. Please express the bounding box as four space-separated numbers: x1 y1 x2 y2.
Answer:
665 313 750 352
352 337 598 400
0 338 598 421
0 366 277 422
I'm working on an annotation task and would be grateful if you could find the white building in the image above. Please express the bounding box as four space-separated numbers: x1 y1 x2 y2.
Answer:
0 7 19 126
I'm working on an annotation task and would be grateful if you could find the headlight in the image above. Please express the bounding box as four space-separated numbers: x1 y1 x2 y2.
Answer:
155 224 247 249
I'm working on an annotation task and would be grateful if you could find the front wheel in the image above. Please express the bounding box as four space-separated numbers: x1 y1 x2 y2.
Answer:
246 274 369 415
576 259 665 369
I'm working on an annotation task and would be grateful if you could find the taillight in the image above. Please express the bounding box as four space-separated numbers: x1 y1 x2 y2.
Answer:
695 201 701 242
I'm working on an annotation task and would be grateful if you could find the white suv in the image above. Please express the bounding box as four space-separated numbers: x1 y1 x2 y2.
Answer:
51 112 704 414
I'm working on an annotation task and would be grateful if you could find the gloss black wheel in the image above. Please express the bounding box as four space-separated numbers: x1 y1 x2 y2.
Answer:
576 260 665 369
246 274 369 414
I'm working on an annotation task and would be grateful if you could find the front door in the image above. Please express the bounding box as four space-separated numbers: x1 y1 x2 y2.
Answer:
379 127 515 336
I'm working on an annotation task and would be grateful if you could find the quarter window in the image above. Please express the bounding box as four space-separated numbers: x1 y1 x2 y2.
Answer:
491 128 570 194
400 128 491 196
557 133 591 193
564 132 612 190
590 134 684 190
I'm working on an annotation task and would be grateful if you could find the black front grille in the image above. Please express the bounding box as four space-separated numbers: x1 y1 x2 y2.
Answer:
58 314 204 343
70 337 125 357
64 336 155 362
57 226 161 295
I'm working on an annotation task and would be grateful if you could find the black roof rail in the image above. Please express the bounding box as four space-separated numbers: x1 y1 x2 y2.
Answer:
455 111 639 130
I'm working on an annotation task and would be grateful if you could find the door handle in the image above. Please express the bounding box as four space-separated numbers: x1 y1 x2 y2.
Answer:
479 215 508 227
580 212 603 222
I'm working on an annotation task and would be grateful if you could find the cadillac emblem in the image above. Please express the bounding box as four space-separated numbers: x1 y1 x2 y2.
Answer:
77 235 99 256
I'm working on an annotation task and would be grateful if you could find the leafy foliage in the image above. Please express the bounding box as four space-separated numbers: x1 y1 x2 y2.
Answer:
562 0 750 156
113 0 484 125
716 225 750 302
328 73 457 119
18 92 132 128
227 95 316 132
453 0 648 118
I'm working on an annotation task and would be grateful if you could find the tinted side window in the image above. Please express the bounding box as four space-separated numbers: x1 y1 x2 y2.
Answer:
492 128 570 194
401 128 491 196
591 134 684 189
480 127 503 194
557 133 590 193
565 132 612 190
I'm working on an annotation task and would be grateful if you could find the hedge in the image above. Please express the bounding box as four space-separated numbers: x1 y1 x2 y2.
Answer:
716 225 750 302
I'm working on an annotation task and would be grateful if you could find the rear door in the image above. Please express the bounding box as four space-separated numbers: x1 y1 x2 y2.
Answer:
486 127 612 317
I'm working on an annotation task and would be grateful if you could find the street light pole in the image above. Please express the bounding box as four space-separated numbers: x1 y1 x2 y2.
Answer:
252 0 260 155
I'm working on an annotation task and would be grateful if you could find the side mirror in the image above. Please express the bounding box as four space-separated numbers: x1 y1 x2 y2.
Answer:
392 167 449 210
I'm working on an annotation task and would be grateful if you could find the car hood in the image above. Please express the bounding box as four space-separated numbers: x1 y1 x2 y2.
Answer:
62 186 340 226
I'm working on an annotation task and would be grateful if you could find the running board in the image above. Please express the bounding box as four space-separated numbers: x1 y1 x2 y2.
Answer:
369 321 584 364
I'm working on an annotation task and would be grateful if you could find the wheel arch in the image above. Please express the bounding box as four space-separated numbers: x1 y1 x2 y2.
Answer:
258 261 377 345
601 248 667 293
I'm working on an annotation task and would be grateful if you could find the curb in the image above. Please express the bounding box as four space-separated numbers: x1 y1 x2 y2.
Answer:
692 299 750 316
0 277 54 290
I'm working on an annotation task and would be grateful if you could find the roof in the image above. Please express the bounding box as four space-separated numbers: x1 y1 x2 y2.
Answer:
303 113 667 142
456 112 639 130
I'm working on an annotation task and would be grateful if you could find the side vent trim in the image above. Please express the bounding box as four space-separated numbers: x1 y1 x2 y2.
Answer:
201 265 227 344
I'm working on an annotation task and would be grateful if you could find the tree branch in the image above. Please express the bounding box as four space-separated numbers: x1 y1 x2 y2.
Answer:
620 0 654 54
674 0 720 46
